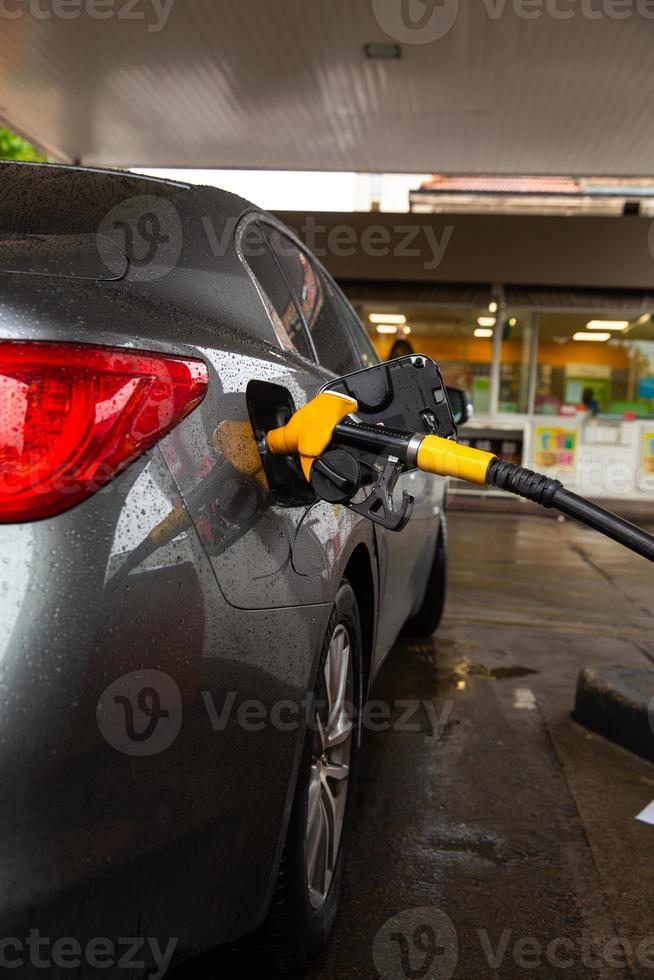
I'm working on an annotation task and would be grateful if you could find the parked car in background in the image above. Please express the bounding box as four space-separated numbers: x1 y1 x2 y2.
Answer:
0 163 447 975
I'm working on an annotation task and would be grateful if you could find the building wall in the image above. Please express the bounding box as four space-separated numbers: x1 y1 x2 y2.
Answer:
275 210 654 291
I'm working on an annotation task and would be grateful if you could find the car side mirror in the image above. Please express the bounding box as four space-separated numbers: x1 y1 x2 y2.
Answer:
446 387 473 427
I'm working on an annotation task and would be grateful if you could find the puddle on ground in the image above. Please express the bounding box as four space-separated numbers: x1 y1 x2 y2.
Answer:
438 655 539 688
373 639 540 702
427 832 507 865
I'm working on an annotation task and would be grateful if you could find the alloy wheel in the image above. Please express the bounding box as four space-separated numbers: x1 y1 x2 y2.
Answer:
306 623 354 909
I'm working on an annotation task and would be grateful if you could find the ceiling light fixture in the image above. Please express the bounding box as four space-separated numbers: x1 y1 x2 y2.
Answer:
474 328 494 338
573 331 611 342
489 302 498 313
586 320 629 331
477 316 496 328
369 313 406 324
376 324 398 335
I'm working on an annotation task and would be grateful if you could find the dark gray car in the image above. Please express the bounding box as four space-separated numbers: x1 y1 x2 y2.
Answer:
0 163 447 977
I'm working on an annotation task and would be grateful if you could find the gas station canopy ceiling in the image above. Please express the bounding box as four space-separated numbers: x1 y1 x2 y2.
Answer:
3 0 654 175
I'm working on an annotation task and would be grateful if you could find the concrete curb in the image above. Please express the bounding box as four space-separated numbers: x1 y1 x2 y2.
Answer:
573 665 654 763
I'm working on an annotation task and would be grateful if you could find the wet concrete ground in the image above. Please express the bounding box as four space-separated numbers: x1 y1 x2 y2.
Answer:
183 512 654 979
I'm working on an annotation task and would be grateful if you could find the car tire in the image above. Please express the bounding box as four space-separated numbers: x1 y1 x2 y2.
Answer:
255 580 364 974
403 512 448 638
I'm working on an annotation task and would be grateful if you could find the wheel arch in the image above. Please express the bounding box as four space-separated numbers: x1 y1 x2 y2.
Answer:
342 544 376 694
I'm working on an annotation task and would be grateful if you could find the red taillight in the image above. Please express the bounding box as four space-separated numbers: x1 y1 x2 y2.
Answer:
0 341 208 522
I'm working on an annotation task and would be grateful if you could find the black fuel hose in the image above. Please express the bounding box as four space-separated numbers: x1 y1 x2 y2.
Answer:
487 458 654 562
551 488 654 562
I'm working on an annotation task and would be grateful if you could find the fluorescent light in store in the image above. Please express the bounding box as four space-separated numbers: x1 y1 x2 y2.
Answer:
369 313 406 325
573 331 611 342
586 320 629 331
489 302 498 313
474 328 494 338
477 316 496 328
376 324 398 335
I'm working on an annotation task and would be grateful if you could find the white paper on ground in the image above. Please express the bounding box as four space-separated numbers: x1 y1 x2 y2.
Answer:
635 800 654 825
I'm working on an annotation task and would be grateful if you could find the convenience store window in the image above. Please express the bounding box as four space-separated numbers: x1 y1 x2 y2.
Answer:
362 304 495 415
534 312 654 418
361 301 654 421
498 312 534 414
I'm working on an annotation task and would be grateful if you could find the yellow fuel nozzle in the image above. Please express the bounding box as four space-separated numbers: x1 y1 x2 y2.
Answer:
416 435 495 484
266 390 358 481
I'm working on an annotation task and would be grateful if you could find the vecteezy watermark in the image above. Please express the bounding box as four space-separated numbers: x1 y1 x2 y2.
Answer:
97 195 183 281
97 669 455 756
574 453 653 497
96 196 454 280
371 0 654 45
0 932 177 977
477 928 654 970
283 216 454 271
372 907 459 980
202 692 455 736
205 213 453 271
205 213 454 271
96 669 183 756
481 0 654 20
372 0 460 44
0 0 175 31
372 909 654 975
